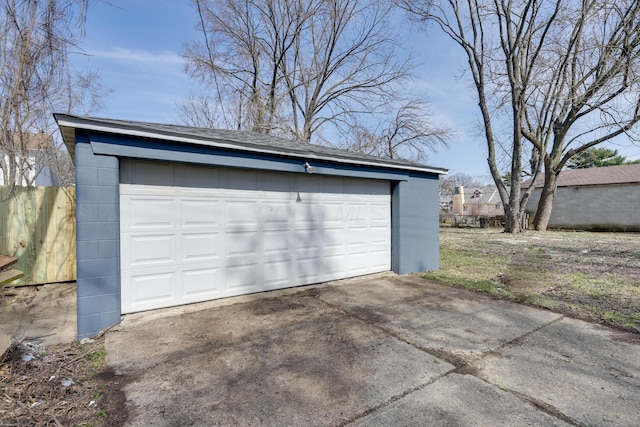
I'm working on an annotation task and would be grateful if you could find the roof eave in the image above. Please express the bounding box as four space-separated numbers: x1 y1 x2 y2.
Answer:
54 114 448 175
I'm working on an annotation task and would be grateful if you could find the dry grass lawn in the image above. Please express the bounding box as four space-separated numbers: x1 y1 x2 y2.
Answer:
424 228 640 333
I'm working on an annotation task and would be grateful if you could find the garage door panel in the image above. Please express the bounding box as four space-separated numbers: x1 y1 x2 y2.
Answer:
263 260 294 288
346 204 368 222
261 202 290 228
121 168 391 313
226 200 259 226
347 245 369 258
263 230 291 254
293 226 323 239
124 234 176 267
294 228 325 259
181 233 221 261
322 240 346 253
348 252 371 273
369 204 391 222
321 254 347 275
322 202 348 225
368 245 390 258
347 227 369 244
324 251 347 264
369 225 391 242
321 227 346 247
293 216 322 229
369 249 390 268
226 231 259 256
125 198 175 230
263 250 293 264
296 258 324 281
181 267 223 298
181 200 221 227
226 264 261 292
293 207 325 227
124 269 178 313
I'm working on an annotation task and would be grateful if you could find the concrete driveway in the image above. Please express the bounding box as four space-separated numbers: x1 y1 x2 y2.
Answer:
106 273 640 426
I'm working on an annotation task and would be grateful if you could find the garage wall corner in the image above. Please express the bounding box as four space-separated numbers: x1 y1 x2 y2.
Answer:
391 175 440 274
74 136 121 339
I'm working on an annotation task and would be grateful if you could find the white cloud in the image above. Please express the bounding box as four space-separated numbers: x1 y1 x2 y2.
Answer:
89 47 184 65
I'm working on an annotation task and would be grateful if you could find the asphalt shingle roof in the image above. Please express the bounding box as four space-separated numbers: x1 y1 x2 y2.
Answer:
527 163 640 188
462 186 502 205
54 114 447 175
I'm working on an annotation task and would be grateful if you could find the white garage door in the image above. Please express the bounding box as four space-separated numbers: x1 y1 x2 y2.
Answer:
119 161 391 313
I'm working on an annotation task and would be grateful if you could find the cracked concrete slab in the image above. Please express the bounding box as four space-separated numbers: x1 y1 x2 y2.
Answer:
316 275 562 358
348 373 570 427
473 317 640 426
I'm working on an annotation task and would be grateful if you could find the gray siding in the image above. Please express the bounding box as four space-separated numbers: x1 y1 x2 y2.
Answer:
526 184 640 230
74 134 121 339
392 174 440 273
88 134 406 182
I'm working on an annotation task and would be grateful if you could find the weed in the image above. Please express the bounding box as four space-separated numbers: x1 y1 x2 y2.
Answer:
86 345 107 369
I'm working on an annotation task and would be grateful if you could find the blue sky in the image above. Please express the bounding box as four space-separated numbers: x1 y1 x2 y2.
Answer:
70 1 639 181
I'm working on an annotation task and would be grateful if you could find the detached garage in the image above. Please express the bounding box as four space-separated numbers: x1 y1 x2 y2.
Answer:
55 114 446 339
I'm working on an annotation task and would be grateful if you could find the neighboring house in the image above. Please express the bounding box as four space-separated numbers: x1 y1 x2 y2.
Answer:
0 132 60 187
439 195 453 214
525 163 640 231
450 185 505 217
55 114 447 339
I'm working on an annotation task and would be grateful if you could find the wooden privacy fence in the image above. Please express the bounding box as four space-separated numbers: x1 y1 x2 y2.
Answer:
0 186 76 286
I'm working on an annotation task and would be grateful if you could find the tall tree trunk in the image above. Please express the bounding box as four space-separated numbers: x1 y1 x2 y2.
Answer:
533 159 558 231
504 204 522 233
302 118 312 143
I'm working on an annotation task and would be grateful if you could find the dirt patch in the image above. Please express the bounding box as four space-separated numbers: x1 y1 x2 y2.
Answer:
92 367 130 426
0 334 128 426
0 283 77 345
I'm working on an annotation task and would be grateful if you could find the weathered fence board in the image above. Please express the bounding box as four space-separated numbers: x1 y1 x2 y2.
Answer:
0 186 76 286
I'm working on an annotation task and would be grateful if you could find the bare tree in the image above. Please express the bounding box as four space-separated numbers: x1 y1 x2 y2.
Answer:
182 0 315 136
400 0 551 232
177 94 225 129
403 0 640 232
0 0 109 280
338 100 451 161
183 0 447 154
0 0 104 196
521 0 640 230
279 0 412 142
439 172 485 199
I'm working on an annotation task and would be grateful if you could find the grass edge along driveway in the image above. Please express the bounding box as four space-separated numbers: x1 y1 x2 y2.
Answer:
423 228 640 333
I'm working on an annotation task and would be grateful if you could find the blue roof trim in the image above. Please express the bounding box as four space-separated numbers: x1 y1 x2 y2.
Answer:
88 132 411 181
